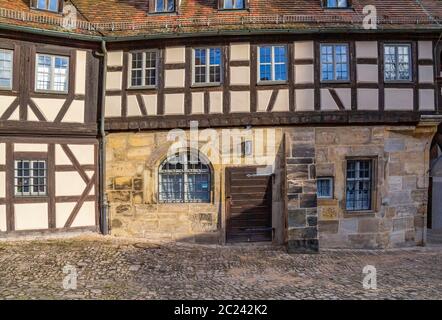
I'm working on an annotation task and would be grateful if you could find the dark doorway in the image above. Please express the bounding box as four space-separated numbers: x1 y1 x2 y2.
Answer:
225 167 273 243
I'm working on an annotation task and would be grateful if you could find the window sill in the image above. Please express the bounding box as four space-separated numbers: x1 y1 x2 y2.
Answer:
321 80 350 84
343 210 376 218
191 83 222 88
127 86 157 91
384 80 413 84
34 90 69 96
217 8 249 12
257 81 288 86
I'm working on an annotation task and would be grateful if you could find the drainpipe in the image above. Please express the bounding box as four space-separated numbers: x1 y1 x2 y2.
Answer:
95 40 109 235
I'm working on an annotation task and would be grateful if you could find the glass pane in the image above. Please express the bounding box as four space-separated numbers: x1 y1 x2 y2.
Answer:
274 64 287 81
224 0 234 9
49 0 58 11
260 64 271 81
53 57 68 91
259 47 271 64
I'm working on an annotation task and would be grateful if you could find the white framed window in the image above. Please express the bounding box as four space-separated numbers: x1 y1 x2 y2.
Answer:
35 54 69 93
14 160 47 197
346 159 373 211
221 0 245 9
0 49 13 89
159 151 211 203
154 0 175 13
317 177 333 199
129 50 158 88
258 45 287 82
193 48 222 85
321 44 349 81
384 44 412 81
325 0 349 8
32 0 60 12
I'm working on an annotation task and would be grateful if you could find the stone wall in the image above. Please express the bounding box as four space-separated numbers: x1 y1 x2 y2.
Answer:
314 124 437 249
106 128 285 244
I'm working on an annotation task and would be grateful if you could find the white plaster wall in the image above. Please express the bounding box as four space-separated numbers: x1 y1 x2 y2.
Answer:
358 89 379 110
62 100 85 123
230 66 250 85
230 43 250 61
258 89 288 112
295 89 314 111
355 41 378 58
127 95 142 117
165 46 186 64
55 202 75 228
106 72 123 90
141 95 157 115
192 92 204 114
14 144 48 152
210 91 223 114
295 65 314 84
164 94 185 115
419 89 435 111
0 205 6 232
71 201 95 228
321 89 338 111
0 143 5 165
56 172 86 196
0 96 17 118
335 89 351 110
419 66 434 83
294 41 314 60
32 98 65 121
230 91 250 113
357 65 378 82
105 96 122 117
418 41 433 60
55 144 70 165
70 145 95 165
14 203 48 230
165 69 185 88
257 90 273 112
75 50 87 95
107 51 124 67
385 89 414 110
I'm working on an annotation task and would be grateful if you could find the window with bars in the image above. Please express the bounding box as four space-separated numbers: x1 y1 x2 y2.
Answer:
159 151 211 203
346 159 373 211
130 51 158 87
14 160 47 197
325 0 349 8
321 44 349 81
153 0 175 13
31 0 60 12
193 48 222 85
220 0 245 9
0 49 13 89
384 44 412 81
317 177 333 199
258 45 287 82
35 54 69 92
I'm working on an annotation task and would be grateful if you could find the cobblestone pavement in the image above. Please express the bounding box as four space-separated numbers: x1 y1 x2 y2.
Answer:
0 235 441 300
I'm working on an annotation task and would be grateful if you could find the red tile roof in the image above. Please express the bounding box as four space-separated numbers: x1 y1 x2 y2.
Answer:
0 0 440 39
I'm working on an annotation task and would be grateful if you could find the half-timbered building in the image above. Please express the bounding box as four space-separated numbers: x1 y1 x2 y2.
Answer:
0 0 441 252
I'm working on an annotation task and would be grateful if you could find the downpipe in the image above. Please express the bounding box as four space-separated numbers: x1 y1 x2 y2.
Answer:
95 40 109 235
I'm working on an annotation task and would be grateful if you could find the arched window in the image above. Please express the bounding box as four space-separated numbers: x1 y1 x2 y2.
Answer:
159 151 211 203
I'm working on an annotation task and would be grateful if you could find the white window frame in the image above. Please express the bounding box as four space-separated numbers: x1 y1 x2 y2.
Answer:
0 49 13 90
35 54 69 93
222 0 245 10
14 160 48 197
317 177 334 199
154 0 175 13
320 43 350 82
192 47 222 86
325 0 349 8
33 0 60 12
257 45 288 83
384 44 412 82
128 50 159 88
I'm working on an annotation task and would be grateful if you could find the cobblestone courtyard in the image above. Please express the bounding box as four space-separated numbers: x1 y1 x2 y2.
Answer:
0 235 441 300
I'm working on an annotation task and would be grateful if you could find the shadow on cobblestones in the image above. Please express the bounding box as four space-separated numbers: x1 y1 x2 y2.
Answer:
0 235 441 300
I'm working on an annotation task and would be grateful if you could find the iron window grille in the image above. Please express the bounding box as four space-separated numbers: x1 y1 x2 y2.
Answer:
129 50 158 88
159 151 211 203
320 44 350 81
258 45 287 82
193 48 222 85
35 54 69 92
14 160 47 197
317 177 334 199
0 49 13 89
346 159 373 211
384 44 412 81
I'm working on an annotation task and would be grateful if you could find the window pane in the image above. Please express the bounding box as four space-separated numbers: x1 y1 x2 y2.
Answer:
224 0 234 9
48 0 58 11
274 46 286 63
317 179 332 198
15 160 47 196
53 57 68 92
0 49 12 88
259 47 271 64
167 0 175 11
274 64 287 81
260 64 271 81
36 55 52 91
156 0 165 12
346 160 372 211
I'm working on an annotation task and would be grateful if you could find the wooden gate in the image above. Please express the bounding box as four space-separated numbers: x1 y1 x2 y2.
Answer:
225 167 273 243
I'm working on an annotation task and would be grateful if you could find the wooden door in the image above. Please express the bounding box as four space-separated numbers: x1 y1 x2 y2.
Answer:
225 167 273 243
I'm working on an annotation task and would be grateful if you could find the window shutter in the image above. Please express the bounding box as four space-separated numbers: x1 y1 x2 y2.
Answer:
218 0 224 10
148 0 155 13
